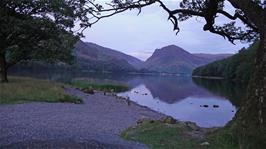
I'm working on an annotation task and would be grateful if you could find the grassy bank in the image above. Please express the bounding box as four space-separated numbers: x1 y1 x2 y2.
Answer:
0 77 82 104
122 121 200 149
121 120 239 149
72 79 129 93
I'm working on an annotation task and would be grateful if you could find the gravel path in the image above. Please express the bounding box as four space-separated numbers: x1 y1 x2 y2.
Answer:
0 88 163 149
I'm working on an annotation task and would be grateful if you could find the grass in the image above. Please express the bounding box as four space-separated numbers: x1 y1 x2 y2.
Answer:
121 121 200 149
121 120 240 149
72 79 129 93
0 77 82 104
205 127 239 149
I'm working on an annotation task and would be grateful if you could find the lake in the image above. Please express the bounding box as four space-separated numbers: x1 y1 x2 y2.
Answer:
10 68 245 128
117 75 243 128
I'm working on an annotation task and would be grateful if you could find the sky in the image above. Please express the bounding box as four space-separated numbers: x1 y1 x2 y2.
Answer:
82 1 249 61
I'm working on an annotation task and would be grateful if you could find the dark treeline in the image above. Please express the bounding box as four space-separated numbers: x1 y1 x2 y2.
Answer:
192 41 259 84
192 78 247 107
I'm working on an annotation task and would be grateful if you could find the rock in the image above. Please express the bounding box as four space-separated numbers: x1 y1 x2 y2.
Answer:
133 91 139 94
125 98 131 106
137 116 150 124
213 105 219 108
82 88 94 94
137 119 144 124
200 105 209 108
116 96 131 106
142 93 148 95
143 106 148 109
185 122 200 131
200 142 210 146
161 116 177 124
104 92 115 96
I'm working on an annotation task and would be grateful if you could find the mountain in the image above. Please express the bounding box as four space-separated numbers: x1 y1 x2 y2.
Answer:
142 45 228 74
74 41 232 74
85 42 144 69
74 41 143 72
193 41 258 83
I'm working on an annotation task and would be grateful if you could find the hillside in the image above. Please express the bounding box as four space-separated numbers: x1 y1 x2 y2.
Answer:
74 41 232 74
143 45 228 74
193 41 258 83
74 41 143 72
194 53 233 61
85 42 144 69
10 42 232 74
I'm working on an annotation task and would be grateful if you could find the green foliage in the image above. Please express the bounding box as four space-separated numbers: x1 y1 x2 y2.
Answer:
121 120 240 149
121 121 200 149
0 0 93 71
193 41 259 83
0 77 82 104
72 80 129 93
206 126 239 149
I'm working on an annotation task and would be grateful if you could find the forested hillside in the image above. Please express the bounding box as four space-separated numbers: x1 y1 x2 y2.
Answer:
193 41 259 83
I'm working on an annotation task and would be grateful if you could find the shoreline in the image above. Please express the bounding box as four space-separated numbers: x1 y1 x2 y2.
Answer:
192 75 224 80
99 90 219 133
0 87 163 148
0 87 218 148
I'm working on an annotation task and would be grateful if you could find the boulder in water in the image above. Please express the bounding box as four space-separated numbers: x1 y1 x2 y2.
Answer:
213 105 219 108
200 105 209 108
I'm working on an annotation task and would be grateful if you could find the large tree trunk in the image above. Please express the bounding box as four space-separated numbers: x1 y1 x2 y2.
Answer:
0 52 8 83
235 33 266 148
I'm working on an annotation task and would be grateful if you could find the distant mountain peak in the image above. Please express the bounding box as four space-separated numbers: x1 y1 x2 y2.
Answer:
75 41 232 74
153 45 191 56
162 44 183 49
144 45 232 74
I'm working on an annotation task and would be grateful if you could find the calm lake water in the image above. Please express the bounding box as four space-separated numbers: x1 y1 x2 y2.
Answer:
10 68 245 128
117 76 242 128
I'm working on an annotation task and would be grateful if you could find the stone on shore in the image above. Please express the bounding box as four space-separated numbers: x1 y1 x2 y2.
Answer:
160 116 177 124
81 88 94 94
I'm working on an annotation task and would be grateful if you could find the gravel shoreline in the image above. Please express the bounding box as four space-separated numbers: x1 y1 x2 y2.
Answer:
0 88 164 148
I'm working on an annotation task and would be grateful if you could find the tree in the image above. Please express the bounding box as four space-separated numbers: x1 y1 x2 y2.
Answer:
87 0 266 147
0 0 93 82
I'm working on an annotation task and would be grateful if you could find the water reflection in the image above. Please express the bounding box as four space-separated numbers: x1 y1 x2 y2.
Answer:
126 76 222 104
10 68 244 128
122 76 244 127
119 84 236 127
192 78 246 107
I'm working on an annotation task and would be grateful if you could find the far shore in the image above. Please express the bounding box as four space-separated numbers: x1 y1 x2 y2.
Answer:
192 75 224 80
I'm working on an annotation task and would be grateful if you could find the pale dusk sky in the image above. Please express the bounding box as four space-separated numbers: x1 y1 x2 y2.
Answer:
82 1 249 61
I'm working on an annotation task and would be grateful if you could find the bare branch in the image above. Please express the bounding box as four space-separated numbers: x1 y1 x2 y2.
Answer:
217 10 258 32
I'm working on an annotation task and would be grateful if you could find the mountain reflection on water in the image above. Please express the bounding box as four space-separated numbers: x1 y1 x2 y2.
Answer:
125 76 221 104
118 76 244 127
10 68 245 127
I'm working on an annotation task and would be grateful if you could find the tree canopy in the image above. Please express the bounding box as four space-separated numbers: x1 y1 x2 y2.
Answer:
193 41 259 83
0 0 96 82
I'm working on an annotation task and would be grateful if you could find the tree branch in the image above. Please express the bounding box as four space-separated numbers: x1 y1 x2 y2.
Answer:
217 10 258 32
227 0 264 28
